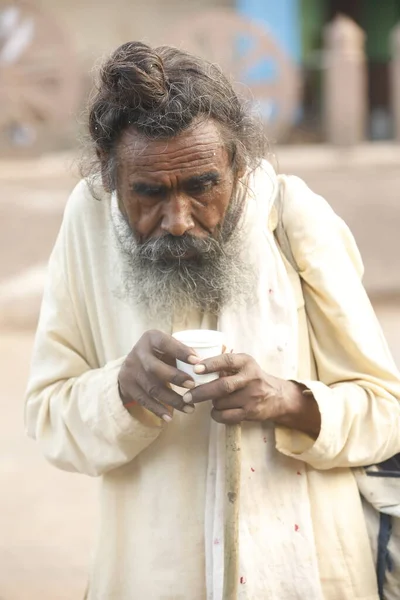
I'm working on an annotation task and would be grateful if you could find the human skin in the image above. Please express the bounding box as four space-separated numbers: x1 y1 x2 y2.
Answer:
115 119 321 439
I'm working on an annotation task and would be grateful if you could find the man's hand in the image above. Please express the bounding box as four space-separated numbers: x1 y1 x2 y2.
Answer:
182 353 321 439
118 330 199 422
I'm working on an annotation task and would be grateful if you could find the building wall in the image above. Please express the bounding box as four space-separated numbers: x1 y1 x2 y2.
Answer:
36 0 235 69
0 0 238 154
12 0 301 151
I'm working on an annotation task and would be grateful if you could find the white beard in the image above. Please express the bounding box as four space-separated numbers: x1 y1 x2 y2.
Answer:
110 191 257 322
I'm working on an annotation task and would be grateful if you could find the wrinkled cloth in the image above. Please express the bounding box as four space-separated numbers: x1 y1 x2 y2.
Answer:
25 165 400 599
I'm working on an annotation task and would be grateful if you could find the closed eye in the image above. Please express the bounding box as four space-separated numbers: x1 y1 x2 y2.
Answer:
131 172 220 199
186 181 215 194
185 173 220 195
132 182 166 198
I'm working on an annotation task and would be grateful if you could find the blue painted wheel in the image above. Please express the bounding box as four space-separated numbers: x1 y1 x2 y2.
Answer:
169 8 301 141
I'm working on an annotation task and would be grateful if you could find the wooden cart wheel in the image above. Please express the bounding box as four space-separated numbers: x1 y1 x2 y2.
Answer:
0 1 81 153
169 8 302 141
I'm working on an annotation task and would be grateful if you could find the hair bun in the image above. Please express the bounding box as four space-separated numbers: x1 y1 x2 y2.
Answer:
101 41 169 109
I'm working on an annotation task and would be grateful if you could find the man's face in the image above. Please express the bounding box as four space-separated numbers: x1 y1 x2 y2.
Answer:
115 120 237 246
110 119 254 319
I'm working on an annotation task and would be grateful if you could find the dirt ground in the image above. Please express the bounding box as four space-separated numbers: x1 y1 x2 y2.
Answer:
0 332 97 600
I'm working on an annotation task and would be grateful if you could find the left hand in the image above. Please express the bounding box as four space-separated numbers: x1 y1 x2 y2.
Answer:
182 353 321 438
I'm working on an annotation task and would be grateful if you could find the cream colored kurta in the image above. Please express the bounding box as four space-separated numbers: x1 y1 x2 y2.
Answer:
25 176 400 600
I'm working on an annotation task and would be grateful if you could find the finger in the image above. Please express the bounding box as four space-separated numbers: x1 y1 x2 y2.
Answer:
145 355 196 389
211 408 245 425
219 349 234 378
212 390 246 411
126 382 174 422
145 380 195 414
136 371 195 414
147 330 200 364
182 373 247 405
193 352 250 376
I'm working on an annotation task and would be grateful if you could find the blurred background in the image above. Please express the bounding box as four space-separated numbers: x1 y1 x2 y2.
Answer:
0 1 399 598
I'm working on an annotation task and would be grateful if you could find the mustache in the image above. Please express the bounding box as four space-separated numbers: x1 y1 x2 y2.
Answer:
136 233 221 262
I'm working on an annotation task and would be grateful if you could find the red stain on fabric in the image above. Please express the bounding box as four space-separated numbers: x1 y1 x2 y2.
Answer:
240 576 247 584
294 524 300 532
213 538 220 545
251 467 255 472
296 471 301 476
263 437 267 443
269 288 274 294
123 400 137 408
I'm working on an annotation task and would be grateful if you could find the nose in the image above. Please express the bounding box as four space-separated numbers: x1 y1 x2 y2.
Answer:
161 196 195 237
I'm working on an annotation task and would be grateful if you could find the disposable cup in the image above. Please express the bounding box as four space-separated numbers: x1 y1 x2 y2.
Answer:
173 329 224 385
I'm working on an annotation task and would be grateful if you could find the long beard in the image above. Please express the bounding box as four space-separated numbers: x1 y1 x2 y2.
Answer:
111 191 256 321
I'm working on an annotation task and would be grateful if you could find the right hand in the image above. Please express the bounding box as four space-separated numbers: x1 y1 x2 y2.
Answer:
118 330 199 422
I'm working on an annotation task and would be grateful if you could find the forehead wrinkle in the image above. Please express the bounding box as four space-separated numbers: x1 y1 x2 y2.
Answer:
128 168 221 189
116 122 232 185
129 158 223 180
117 119 227 165
133 141 222 161
120 141 224 170
121 123 223 152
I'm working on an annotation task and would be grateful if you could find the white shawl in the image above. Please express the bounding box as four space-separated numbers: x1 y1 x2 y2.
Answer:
111 162 324 599
206 163 323 599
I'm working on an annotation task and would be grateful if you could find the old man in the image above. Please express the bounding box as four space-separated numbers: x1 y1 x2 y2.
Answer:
25 42 400 599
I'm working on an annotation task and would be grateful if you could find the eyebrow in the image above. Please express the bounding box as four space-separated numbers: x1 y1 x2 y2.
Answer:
184 172 220 187
132 181 166 194
131 171 220 195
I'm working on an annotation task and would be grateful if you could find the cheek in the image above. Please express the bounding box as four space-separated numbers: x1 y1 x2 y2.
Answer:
118 191 161 238
128 204 162 238
193 179 234 232
195 204 224 232
196 184 234 230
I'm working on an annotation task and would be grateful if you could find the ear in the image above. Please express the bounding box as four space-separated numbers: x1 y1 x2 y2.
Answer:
236 162 246 179
96 148 114 192
229 144 246 180
234 156 247 180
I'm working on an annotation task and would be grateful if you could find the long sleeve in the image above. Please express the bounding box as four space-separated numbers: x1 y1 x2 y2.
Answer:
25 184 163 477
275 175 400 469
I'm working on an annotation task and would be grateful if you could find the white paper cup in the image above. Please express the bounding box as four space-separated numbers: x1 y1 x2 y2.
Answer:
173 329 224 385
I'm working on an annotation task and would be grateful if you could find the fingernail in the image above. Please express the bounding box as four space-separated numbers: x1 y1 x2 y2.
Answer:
183 405 195 414
182 380 196 390
194 364 206 374
188 355 201 365
183 392 192 404
162 414 172 423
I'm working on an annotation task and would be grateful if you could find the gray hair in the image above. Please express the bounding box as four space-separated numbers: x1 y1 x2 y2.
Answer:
83 41 267 190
